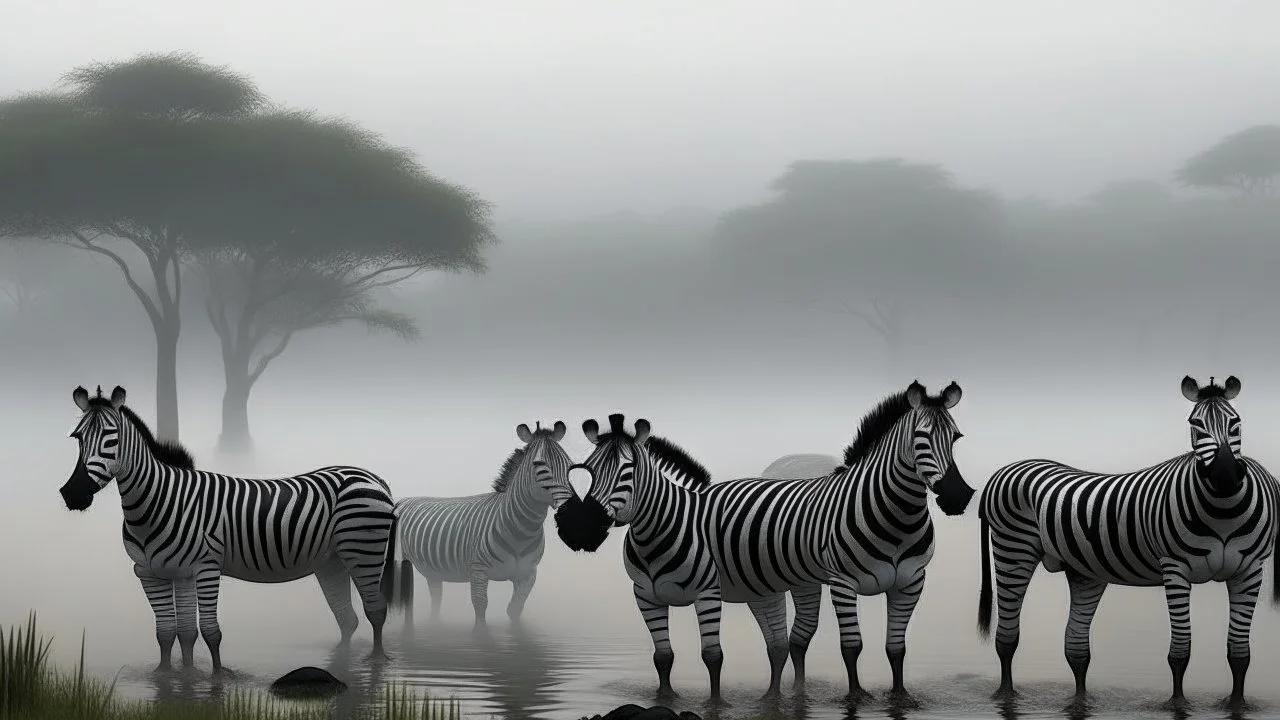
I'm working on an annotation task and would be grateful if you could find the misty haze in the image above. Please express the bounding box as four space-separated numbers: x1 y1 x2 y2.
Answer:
3 3 1280 720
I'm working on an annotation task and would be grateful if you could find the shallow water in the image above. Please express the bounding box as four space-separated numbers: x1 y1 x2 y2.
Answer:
101 617 1280 720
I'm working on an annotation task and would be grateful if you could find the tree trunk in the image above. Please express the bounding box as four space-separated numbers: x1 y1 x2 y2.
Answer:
217 355 255 456
154 324 181 442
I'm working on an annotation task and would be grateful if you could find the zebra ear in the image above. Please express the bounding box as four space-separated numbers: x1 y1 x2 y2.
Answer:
1223 376 1241 400
634 419 651 443
906 381 926 408
582 419 600 445
1180 376 1200 402
551 420 567 441
73 386 90 412
940 381 962 409
109 386 126 409
516 423 533 443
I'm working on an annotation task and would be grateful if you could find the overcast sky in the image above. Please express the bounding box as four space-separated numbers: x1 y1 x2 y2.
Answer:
4 0 1279 222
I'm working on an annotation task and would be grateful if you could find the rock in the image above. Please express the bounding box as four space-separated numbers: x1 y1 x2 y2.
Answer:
583 705 700 720
268 666 347 698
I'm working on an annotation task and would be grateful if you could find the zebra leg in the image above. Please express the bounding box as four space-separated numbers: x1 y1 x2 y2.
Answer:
507 570 537 622
134 568 178 672
1222 568 1263 708
427 576 443 623
338 538 390 659
634 593 679 700
469 566 491 630
991 542 1039 700
747 593 790 702
1160 561 1192 708
788 584 822 689
1063 572 1106 703
171 576 199 671
193 566 225 676
694 593 725 704
314 557 359 646
828 576 872 704
884 573 926 707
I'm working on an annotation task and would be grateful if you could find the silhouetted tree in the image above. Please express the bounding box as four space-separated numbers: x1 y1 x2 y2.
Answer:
1176 125 1280 196
193 111 491 451
712 158 1004 375
0 53 494 448
0 52 266 440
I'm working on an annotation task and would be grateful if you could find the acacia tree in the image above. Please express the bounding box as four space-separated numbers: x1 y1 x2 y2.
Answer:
1176 125 1280 197
190 110 491 451
712 159 1003 375
0 52 265 440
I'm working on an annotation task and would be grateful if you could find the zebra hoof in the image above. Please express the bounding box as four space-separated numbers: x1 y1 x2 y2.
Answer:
655 687 680 702
1216 696 1250 713
1159 696 1190 712
990 686 1019 702
886 689 920 710
844 688 874 706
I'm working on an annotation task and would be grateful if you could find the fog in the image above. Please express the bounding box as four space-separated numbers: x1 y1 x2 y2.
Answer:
3 2 1280 718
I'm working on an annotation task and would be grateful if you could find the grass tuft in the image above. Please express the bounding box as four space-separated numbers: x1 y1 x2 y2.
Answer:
0 612 464 719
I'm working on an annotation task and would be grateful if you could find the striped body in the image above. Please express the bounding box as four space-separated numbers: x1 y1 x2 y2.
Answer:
393 423 575 625
61 387 397 673
570 386 971 700
976 376 1280 706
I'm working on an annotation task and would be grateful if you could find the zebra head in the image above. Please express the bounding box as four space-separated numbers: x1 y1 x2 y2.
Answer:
553 413 650 552
514 420 577 508
1181 375 1245 494
904 380 974 516
60 385 127 511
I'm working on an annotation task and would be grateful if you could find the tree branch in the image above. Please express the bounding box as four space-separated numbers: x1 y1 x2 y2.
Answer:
248 331 294 386
63 227 164 329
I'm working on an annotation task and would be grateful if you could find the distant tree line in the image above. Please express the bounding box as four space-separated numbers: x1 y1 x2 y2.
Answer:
4 51 1279 449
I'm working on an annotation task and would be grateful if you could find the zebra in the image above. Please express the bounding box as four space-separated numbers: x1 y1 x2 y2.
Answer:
58 385 398 674
553 414 730 701
558 382 974 703
976 375 1280 710
389 421 577 628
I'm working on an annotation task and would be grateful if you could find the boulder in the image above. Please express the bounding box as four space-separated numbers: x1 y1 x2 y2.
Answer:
268 666 348 698
582 704 701 720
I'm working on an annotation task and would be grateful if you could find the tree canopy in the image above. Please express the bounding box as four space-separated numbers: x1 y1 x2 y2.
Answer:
1176 124 1280 196
0 51 495 445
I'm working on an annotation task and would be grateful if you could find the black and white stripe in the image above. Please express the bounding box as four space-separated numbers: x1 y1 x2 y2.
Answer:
390 421 576 626
60 385 398 674
568 382 973 702
976 375 1280 708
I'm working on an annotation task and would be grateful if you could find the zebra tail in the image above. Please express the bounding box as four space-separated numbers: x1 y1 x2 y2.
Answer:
398 559 415 610
1272 520 1279 606
381 511 400 610
977 516 993 640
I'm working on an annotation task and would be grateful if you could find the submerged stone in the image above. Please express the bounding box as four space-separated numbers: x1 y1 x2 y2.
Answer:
269 666 347 698
581 704 701 720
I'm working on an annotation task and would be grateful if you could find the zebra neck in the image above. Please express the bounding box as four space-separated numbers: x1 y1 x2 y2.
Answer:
843 436 931 516
627 462 693 545
493 473 552 536
115 453 183 521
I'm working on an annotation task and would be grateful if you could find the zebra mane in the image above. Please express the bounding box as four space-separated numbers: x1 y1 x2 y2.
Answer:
492 448 526 493
1195 383 1231 400
85 399 196 470
842 388 947 468
646 435 712 490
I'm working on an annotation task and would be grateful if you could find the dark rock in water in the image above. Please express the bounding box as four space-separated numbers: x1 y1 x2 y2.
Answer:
269 666 347 698
581 704 700 720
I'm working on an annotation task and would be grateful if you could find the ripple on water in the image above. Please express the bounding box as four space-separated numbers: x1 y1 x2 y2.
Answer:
103 626 1280 720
